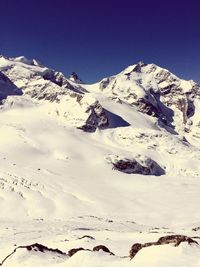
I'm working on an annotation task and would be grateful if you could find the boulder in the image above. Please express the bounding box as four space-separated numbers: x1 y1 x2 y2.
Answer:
107 155 165 176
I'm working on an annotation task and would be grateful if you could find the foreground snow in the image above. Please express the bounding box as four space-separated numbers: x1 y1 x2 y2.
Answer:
0 219 200 267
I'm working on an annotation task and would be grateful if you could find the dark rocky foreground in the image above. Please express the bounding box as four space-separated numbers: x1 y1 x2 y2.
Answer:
0 234 198 266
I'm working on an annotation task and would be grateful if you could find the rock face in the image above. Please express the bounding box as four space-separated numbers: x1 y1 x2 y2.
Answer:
106 155 165 176
129 235 198 259
98 61 200 134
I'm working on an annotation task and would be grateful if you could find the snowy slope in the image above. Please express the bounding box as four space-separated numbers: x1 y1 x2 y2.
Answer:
0 56 200 266
95 61 200 139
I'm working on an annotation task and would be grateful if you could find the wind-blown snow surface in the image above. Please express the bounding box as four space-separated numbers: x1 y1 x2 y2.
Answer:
0 55 200 266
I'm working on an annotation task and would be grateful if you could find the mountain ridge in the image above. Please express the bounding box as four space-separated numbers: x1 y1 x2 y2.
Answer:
1 55 200 140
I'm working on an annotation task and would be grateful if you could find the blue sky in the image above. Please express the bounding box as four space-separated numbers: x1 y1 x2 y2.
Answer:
0 0 200 83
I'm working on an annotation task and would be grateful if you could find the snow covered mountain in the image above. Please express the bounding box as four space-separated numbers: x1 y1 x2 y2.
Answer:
0 55 200 267
98 61 200 137
0 55 108 132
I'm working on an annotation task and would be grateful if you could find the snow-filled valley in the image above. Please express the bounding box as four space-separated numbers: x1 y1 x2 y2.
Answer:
0 55 200 266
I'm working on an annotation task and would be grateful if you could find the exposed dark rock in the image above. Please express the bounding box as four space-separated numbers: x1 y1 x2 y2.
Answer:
192 227 200 232
78 101 109 132
177 98 188 124
111 157 165 176
129 235 198 259
68 247 87 257
25 243 66 254
157 234 198 246
69 72 84 84
78 235 95 240
68 245 114 257
93 245 114 255
0 71 11 83
43 70 86 94
187 99 195 119
129 243 143 259
99 77 114 90
136 97 160 117
43 71 64 87
43 71 75 90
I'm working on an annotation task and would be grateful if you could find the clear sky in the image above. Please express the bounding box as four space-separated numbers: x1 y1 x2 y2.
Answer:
0 0 200 83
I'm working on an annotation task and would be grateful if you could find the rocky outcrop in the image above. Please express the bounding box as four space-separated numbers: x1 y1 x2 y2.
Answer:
43 70 69 87
106 155 165 176
68 245 114 257
78 99 109 132
129 235 198 259
68 247 86 257
93 245 114 255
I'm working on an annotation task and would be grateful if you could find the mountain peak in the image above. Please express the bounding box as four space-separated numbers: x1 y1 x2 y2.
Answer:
69 72 84 84
11 56 44 67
